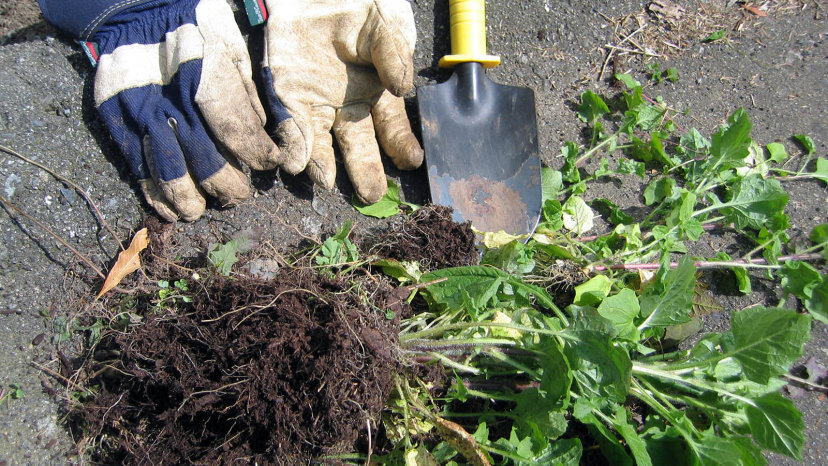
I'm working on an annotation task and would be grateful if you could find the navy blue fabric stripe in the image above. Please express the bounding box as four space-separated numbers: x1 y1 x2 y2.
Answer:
97 59 227 183
37 0 183 41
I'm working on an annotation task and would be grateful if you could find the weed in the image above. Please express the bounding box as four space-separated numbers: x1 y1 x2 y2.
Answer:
0 383 23 406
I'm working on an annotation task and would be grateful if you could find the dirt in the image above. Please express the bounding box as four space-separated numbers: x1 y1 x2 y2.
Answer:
75 274 398 463
65 209 467 464
0 0 826 464
362 205 478 269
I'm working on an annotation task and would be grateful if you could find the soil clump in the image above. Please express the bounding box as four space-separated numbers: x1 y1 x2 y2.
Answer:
364 205 478 269
68 208 481 464
72 268 405 464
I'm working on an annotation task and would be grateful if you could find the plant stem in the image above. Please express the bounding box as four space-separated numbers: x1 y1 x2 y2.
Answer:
576 135 618 167
632 363 756 406
590 252 823 272
400 322 564 342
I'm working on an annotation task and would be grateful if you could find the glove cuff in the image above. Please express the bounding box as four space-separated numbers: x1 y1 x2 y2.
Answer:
37 0 185 41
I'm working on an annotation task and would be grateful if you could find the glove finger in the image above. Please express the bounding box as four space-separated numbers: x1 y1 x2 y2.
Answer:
193 0 283 171
260 67 309 175
97 86 205 221
372 90 423 170
164 102 249 210
142 116 207 222
305 106 337 189
362 0 416 96
333 103 386 204
137 178 180 222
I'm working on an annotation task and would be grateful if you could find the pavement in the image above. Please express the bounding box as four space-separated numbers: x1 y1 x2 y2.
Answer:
0 0 826 463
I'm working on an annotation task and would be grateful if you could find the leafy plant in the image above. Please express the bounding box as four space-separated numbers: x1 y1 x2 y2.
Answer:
208 233 255 276
155 279 192 310
0 383 24 406
355 73 827 465
315 221 359 266
353 178 419 218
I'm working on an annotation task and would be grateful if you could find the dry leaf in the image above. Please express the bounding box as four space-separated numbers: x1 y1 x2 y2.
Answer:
97 228 149 297
433 417 491 466
743 4 768 16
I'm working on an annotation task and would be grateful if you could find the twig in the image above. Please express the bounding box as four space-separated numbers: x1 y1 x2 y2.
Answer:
603 44 663 57
598 25 646 81
0 193 104 279
784 373 828 391
30 360 92 395
0 144 124 250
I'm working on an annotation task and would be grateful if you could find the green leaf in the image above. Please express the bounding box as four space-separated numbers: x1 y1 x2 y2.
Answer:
591 198 634 225
573 275 613 306
779 261 828 324
638 257 696 329
562 195 594 235
765 142 788 163
666 67 678 83
708 108 752 172
643 178 676 206
678 128 711 161
779 260 821 298
534 438 582 466
316 221 358 266
422 266 558 313
481 240 535 275
539 199 564 232
725 307 811 384
574 398 633 465
541 167 563 203
692 431 765 466
814 157 828 186
703 29 726 42
614 73 641 89
716 252 751 294
372 258 422 284
793 134 815 155
746 392 804 460
353 179 416 218
617 158 646 178
811 223 828 245
718 174 789 230
597 288 641 341
513 388 568 448
560 141 581 184
613 406 653 466
577 90 610 123
208 235 253 276
565 330 632 402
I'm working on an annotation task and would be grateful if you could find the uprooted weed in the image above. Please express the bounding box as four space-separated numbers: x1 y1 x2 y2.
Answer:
64 207 477 464
72 268 406 465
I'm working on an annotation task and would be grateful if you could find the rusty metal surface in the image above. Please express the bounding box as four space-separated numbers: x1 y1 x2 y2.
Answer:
418 62 541 235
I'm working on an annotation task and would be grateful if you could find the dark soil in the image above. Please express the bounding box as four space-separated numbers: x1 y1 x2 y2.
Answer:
363 205 478 269
68 208 474 464
74 270 404 465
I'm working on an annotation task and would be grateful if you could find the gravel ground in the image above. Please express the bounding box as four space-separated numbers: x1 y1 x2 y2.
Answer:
0 0 826 464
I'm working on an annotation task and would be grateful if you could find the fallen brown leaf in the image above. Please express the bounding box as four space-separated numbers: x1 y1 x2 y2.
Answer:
97 228 149 298
743 4 768 17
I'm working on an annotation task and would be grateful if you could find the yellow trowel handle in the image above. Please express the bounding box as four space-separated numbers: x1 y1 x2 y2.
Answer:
438 0 501 68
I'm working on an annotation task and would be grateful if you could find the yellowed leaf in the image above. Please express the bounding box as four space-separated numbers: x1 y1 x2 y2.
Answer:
433 417 491 466
97 228 149 297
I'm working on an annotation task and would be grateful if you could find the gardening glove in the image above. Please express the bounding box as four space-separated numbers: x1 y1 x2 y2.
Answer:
38 0 298 221
261 0 424 204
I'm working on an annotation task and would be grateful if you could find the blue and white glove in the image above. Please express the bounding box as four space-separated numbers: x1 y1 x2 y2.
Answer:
39 0 301 221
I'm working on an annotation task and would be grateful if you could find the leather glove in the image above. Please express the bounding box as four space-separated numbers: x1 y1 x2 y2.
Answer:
261 0 424 204
89 0 296 221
